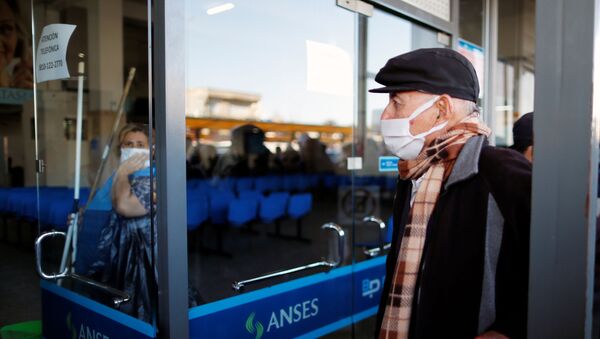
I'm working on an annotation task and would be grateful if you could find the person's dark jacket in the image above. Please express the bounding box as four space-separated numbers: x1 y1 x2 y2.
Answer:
375 136 532 339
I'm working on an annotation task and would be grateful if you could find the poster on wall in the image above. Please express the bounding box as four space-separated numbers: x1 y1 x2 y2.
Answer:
457 39 484 99
0 0 34 105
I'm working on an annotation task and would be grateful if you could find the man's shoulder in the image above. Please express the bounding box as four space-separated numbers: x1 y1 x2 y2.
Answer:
478 145 532 181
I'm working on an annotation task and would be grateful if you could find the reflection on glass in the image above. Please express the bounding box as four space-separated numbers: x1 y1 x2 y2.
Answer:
184 0 356 308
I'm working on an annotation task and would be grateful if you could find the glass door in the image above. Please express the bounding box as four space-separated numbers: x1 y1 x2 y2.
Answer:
30 1 157 338
183 1 361 338
345 6 450 338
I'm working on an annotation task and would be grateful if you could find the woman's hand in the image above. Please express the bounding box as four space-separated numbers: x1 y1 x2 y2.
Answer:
112 153 149 217
117 153 148 177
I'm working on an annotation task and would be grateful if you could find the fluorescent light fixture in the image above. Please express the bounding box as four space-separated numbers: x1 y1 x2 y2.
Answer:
207 3 235 15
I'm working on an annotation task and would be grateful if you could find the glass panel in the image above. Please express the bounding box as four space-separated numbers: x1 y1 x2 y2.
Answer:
495 0 535 146
343 8 448 337
0 0 38 327
29 0 157 335
459 0 483 46
185 0 354 298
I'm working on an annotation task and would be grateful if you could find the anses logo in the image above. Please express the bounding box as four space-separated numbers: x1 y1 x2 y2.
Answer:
245 312 264 339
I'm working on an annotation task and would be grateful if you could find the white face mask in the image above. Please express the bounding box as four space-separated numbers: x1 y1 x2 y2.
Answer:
380 95 447 160
120 148 150 168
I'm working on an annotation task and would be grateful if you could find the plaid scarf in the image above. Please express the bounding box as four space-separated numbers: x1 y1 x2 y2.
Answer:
379 115 491 339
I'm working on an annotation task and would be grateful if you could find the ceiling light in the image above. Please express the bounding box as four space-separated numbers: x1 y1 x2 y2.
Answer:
207 3 235 15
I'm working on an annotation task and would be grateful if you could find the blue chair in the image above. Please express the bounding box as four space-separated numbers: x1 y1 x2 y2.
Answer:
259 192 289 223
281 175 296 191
208 189 235 225
228 195 259 227
268 175 283 192
296 175 310 192
200 189 235 257
337 175 351 186
187 195 209 231
323 174 337 189
260 192 290 238
308 174 320 189
214 177 236 191
235 177 254 193
286 193 312 241
253 176 268 193
187 194 209 252
239 190 262 201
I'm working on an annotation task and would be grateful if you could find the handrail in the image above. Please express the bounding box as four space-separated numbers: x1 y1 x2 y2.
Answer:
34 231 130 307
364 243 391 257
70 273 130 307
232 222 345 292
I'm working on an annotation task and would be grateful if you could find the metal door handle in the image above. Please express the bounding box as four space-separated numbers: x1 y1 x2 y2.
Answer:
232 223 345 292
361 216 389 257
34 231 130 307
35 231 69 280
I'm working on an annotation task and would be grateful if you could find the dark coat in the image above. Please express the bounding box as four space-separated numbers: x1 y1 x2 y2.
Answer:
375 136 532 339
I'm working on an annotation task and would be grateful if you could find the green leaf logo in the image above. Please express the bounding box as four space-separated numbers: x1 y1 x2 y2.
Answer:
245 312 264 339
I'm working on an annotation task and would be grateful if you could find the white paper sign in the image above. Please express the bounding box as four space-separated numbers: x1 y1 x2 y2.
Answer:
35 24 76 83
347 157 363 170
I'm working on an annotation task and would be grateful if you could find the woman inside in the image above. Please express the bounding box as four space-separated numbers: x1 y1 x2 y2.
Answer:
89 123 156 323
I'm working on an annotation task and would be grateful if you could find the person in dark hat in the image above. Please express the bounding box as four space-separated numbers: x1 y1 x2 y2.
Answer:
371 48 531 339
510 112 534 162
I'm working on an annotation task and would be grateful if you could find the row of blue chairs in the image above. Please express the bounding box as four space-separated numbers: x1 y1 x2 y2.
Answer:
0 187 89 230
187 190 313 255
187 190 312 231
187 174 398 195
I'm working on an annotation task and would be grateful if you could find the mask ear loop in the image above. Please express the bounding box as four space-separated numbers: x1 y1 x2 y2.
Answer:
406 95 441 120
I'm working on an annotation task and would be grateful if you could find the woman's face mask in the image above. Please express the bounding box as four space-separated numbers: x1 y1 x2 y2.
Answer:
120 147 150 168
380 95 447 160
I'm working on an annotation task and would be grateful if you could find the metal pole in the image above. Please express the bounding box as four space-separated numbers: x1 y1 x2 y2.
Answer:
84 67 137 210
154 0 189 337
59 54 85 277
529 0 600 337
482 0 497 141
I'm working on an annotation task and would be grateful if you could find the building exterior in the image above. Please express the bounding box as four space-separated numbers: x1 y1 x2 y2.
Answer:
0 0 597 338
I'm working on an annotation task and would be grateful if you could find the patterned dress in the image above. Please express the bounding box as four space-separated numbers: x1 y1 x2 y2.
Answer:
89 174 157 323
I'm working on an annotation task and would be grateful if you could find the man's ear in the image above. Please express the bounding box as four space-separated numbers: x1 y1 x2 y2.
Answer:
436 94 454 120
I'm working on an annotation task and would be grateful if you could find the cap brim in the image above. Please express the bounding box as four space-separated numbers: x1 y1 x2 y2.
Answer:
368 85 417 93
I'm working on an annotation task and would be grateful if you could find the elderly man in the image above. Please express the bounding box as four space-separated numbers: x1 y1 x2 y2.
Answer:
371 48 531 339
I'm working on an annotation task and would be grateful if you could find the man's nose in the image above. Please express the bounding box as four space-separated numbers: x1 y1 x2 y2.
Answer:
381 102 394 120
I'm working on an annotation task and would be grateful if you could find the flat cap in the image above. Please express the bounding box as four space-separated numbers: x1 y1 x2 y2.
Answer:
369 48 479 102
512 112 533 148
